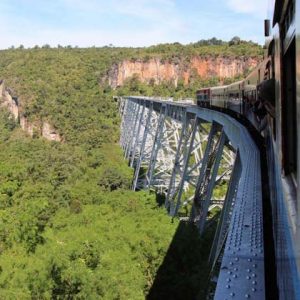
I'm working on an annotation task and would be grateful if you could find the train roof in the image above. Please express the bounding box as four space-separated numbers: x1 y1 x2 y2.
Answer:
210 85 228 91
227 80 244 89
211 85 228 90
245 58 269 79
196 88 211 92
196 85 228 92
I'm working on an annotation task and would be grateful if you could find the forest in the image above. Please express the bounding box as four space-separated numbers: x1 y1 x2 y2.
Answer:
0 39 263 299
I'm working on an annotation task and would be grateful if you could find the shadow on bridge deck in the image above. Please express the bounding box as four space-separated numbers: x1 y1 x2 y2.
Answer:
146 215 219 300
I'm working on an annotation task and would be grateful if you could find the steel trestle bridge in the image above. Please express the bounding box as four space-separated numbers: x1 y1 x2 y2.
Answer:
119 96 266 299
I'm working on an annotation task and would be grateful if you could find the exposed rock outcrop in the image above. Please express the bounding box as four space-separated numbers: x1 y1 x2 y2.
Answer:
41 122 61 142
107 56 260 88
1 88 19 120
0 81 62 142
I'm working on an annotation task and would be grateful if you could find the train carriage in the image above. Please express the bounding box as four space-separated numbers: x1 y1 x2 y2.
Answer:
195 0 300 297
196 88 211 107
225 80 244 114
210 85 228 108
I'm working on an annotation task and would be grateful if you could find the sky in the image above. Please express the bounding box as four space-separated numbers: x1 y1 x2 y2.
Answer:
0 0 269 49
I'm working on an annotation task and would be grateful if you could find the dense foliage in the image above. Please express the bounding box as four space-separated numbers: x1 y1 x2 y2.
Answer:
0 111 181 299
0 40 262 298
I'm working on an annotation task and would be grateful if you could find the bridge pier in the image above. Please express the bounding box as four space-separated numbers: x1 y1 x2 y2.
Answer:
132 103 154 190
146 105 167 187
168 115 200 216
195 129 228 234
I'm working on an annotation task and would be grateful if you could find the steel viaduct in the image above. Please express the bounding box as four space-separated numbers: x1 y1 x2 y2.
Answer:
119 96 271 299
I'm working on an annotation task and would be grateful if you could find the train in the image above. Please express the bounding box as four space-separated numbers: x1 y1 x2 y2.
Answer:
196 57 273 131
197 0 300 298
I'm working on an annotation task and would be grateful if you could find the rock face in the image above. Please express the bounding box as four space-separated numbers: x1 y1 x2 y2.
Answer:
1 89 19 120
41 122 61 142
0 81 62 142
107 56 259 88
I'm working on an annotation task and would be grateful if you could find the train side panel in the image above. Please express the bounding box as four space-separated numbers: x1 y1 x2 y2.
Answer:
226 80 244 114
210 85 228 108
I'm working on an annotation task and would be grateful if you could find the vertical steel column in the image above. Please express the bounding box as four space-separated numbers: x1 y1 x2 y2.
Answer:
197 130 227 234
209 151 241 271
130 102 146 167
151 117 181 192
120 99 131 150
118 97 126 116
190 122 219 221
165 112 188 209
170 117 199 216
132 103 153 190
124 101 139 158
121 100 134 151
125 101 142 160
146 105 167 188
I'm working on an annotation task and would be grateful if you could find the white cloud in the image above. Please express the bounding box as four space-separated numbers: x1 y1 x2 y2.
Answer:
58 0 176 19
0 0 266 49
226 0 268 18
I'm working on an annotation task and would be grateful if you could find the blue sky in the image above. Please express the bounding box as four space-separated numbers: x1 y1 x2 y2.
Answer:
0 0 268 49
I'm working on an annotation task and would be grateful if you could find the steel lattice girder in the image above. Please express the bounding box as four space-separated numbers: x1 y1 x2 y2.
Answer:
119 97 265 299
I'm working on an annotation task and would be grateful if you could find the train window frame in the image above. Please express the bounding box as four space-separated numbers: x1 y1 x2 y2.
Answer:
281 36 297 185
282 0 296 53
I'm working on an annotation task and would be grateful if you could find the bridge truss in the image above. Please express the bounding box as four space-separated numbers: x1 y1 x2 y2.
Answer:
119 96 265 299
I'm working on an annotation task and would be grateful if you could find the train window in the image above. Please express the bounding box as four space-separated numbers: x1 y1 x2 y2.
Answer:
283 0 295 39
282 37 297 180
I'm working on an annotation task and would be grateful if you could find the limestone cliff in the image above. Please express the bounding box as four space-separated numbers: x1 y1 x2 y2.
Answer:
107 56 259 88
0 81 62 142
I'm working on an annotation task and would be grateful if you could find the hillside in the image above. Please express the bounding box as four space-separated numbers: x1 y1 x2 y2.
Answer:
0 41 263 138
0 40 263 298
